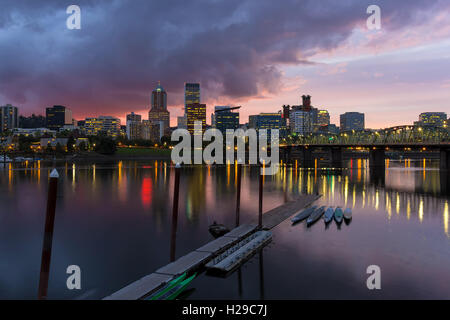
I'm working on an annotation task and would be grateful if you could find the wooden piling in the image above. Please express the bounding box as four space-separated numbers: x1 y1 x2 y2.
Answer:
170 164 181 262
235 160 242 227
258 162 263 229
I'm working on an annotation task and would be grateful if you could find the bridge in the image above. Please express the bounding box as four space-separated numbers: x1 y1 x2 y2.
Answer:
279 125 450 170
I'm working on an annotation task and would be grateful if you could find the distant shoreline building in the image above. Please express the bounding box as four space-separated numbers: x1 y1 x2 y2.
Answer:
415 112 447 127
249 112 284 139
46 105 72 131
0 104 18 133
212 106 240 134
84 116 121 138
340 112 365 132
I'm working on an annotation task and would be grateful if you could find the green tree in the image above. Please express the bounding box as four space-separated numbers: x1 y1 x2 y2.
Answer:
95 137 117 155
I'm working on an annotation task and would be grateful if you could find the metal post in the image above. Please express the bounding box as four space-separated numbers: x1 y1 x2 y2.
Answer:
258 161 263 229
170 163 181 262
235 160 242 227
38 169 59 300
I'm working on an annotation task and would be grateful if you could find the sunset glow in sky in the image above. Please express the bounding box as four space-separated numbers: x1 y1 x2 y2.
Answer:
1 0 449 128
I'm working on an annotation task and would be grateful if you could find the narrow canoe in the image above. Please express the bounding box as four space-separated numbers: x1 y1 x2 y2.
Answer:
334 207 344 224
291 206 317 224
307 206 326 226
323 207 334 223
343 208 352 221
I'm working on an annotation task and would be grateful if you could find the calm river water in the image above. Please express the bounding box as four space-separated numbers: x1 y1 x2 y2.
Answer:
0 159 449 299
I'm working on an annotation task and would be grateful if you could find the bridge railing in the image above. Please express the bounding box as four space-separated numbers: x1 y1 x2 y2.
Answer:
281 126 450 146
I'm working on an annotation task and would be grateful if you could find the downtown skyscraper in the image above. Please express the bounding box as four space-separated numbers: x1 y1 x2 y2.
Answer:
148 81 170 134
184 83 205 134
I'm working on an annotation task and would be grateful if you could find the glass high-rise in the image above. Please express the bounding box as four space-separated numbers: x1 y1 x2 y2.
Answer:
185 83 200 112
186 103 206 135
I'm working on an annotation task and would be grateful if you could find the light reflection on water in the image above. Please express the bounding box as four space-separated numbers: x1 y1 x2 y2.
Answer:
0 158 449 299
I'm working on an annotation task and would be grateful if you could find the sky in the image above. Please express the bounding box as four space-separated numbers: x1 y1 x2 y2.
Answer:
0 0 449 129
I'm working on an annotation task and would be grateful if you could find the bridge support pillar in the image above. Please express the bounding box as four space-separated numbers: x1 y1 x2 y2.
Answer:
369 148 385 187
301 148 314 168
369 148 385 169
330 147 343 168
441 171 449 196
440 149 450 171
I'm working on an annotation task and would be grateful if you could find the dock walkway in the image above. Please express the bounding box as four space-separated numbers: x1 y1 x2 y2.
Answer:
104 194 320 300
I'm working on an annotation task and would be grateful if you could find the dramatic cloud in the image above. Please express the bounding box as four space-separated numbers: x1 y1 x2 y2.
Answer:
0 0 449 124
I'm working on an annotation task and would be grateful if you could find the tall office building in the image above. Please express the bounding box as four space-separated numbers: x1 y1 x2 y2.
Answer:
288 94 317 135
185 83 200 112
417 112 447 127
317 110 330 126
213 106 240 134
186 103 206 135
290 110 313 135
0 104 18 133
148 82 170 134
126 120 142 140
126 112 142 140
340 112 365 132
141 120 162 141
46 105 72 130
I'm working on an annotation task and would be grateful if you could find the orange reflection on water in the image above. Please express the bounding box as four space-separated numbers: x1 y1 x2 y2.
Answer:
357 159 362 182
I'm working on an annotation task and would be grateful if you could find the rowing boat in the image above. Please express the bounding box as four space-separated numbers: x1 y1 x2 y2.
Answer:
334 207 344 224
323 207 334 224
343 208 352 221
291 206 317 224
306 206 326 226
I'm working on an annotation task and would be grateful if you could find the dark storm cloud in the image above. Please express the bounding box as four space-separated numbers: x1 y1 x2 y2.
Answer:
0 0 447 117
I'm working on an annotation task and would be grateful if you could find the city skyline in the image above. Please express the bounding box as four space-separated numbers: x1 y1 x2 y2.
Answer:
1 1 450 129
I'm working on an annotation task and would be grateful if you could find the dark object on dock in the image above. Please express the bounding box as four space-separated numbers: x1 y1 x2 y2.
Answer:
209 221 230 238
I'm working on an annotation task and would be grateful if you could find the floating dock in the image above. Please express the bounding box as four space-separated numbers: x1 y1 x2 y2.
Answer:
104 195 319 300
205 231 272 273
104 224 257 300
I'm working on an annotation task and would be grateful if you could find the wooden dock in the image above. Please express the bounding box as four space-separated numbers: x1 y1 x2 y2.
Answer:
104 195 319 300
259 194 321 230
